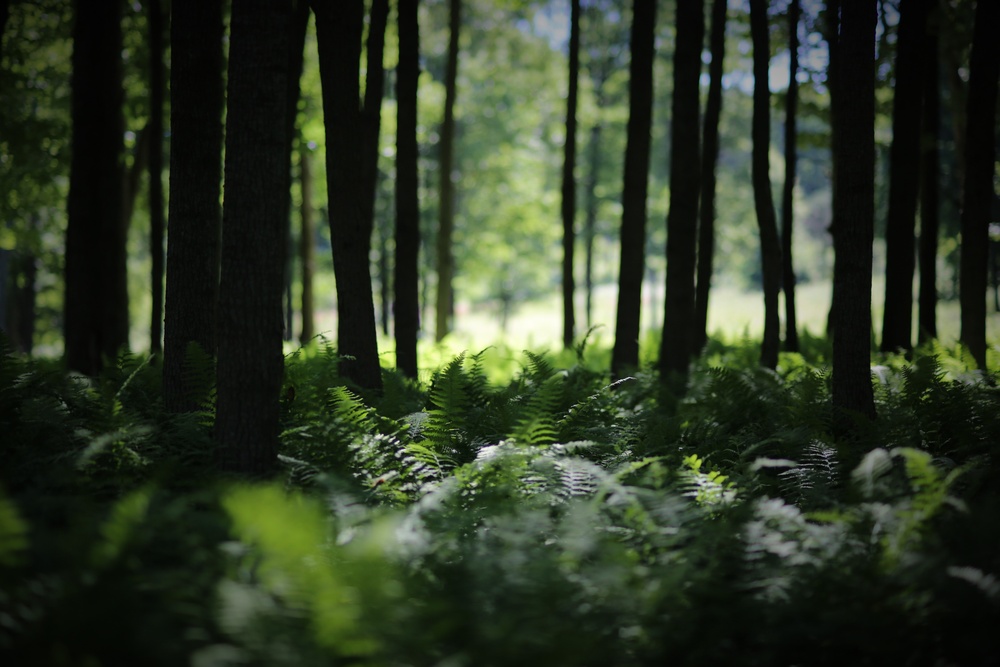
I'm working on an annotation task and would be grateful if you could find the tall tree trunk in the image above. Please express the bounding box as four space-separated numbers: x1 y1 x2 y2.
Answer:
748 0 781 370
610 0 656 378
659 0 704 381
694 0 726 354
959 0 1000 369
395 0 421 379
163 0 225 414
435 0 460 342
561 0 581 349
361 0 389 233
312 0 383 392
880 0 928 354
832 0 877 432
299 142 316 345
148 0 165 357
65 0 127 376
917 10 940 344
823 0 841 337
781 0 800 353
215 0 291 476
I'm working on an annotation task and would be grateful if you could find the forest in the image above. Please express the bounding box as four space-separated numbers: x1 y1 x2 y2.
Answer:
1 0 999 664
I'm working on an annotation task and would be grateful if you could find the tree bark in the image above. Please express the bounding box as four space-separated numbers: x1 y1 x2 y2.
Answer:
831 0 877 431
299 142 316 345
163 0 225 414
65 0 127 376
917 10 940 344
959 0 1000 369
659 0 704 381
215 0 291 476
361 0 389 235
395 0 421 379
880 0 928 355
610 0 656 378
694 0 726 355
781 0 800 353
435 0 460 342
148 0 165 357
561 0 580 349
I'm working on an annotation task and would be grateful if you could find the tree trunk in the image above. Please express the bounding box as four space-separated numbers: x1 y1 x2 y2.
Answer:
781 0 800 353
148 0 165 357
65 0 127 376
831 0 877 432
917 11 940 344
959 0 1000 369
694 0 726 354
435 0 460 342
748 0 781 371
561 0 580 349
299 142 316 345
361 0 389 235
823 0 840 337
312 0 383 392
659 0 704 381
583 119 601 331
395 0 421 379
880 0 928 355
610 0 656 378
163 0 225 414
215 0 291 476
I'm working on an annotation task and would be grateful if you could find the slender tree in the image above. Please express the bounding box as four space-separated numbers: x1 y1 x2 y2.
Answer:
163 0 225 414
395 0 421 378
148 0 165 357
959 0 1000 369
659 0 704 381
610 0 656 378
361 0 389 233
299 142 316 345
561 0 581 349
435 0 460 342
693 0 727 355
781 0 800 353
822 0 841 337
64 0 127 376
831 0 877 429
880 0 928 354
917 7 940 343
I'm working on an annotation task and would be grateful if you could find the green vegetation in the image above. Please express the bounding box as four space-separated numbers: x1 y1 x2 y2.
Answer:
3 333 998 665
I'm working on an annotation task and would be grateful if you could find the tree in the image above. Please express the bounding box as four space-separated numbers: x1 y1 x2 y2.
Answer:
609 0 656 378
658 0 704 381
959 0 1000 369
214 0 291 475
395 0 421 379
299 142 316 345
64 0 127 376
748 0 781 370
435 0 460 342
361 0 389 235
781 0 800 353
162 0 225 414
880 0 928 355
148 0 165 357
917 11 940 344
831 0 877 429
312 0 383 392
561 0 580 349
693 0 726 355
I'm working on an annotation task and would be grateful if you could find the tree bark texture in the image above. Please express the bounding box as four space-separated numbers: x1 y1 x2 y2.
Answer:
610 0 656 378
781 0 800 353
659 0 704 381
395 0 421 379
831 0 877 430
163 0 224 414
959 0 999 370
880 0 928 354
435 0 460 342
148 0 165 357
313 0 384 392
299 142 316 345
917 9 940 344
694 0 726 356
215 0 291 476
561 0 580 349
64 0 127 376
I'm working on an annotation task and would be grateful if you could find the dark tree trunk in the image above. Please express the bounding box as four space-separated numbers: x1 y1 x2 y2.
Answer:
694 0 726 354
748 0 781 370
880 0 928 354
378 211 391 337
215 0 291 476
435 0 460 342
361 0 389 233
65 0 127 376
917 12 940 344
583 119 601 330
610 0 656 378
561 0 580 349
148 0 165 357
781 0 800 353
959 0 1000 369
312 0 383 392
395 0 421 379
299 142 316 345
823 0 841 337
658 0 704 381
163 0 225 414
831 0 877 431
